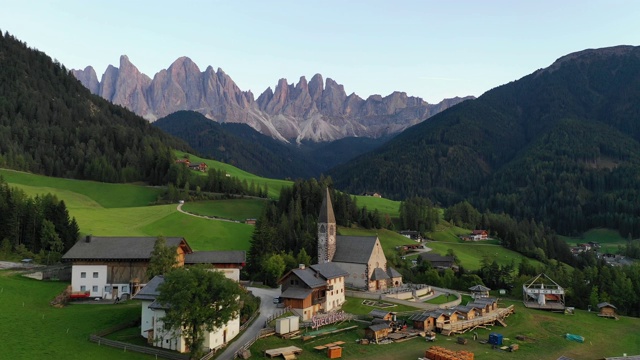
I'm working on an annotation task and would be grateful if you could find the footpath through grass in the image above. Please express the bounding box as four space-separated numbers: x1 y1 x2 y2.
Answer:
181 199 266 221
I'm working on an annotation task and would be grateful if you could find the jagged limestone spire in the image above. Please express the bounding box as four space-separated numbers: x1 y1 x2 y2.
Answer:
317 187 336 263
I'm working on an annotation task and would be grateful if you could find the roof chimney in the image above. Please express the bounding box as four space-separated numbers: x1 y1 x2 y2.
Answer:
85 235 92 243
299 264 305 270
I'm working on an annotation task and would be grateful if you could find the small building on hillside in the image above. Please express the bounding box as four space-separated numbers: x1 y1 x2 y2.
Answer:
399 230 422 242
409 312 437 331
184 250 245 282
361 192 382 198
418 253 458 271
469 284 491 299
597 302 618 318
62 236 192 300
278 263 348 320
369 309 393 321
453 305 482 321
244 218 257 225
471 230 488 240
365 323 391 342
133 275 239 353
188 162 208 172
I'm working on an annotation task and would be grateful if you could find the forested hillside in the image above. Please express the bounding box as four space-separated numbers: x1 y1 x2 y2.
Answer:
0 31 191 184
331 45 640 236
154 111 387 179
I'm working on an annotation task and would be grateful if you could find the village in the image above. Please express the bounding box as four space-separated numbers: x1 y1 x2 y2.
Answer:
34 188 632 360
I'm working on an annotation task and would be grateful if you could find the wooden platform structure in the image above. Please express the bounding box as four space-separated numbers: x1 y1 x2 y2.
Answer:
265 346 303 358
523 273 566 311
440 305 515 336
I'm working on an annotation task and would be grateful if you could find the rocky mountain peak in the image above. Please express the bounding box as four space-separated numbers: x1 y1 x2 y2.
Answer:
73 56 472 142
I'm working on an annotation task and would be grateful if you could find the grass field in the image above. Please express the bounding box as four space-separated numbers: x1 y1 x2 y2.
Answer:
427 241 544 271
181 199 267 221
340 296 420 314
250 299 640 360
0 273 150 359
353 196 400 217
5 173 254 251
561 228 627 254
175 151 292 199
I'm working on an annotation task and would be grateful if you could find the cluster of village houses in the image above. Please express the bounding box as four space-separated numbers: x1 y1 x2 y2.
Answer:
61 189 619 355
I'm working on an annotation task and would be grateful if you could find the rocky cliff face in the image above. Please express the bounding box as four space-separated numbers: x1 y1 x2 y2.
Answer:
73 56 472 142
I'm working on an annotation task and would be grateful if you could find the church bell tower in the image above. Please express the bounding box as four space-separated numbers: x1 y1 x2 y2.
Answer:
318 187 336 263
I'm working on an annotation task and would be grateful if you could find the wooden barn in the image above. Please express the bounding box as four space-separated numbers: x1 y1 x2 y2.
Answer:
369 309 394 321
597 302 618 319
365 323 391 342
453 305 481 321
409 312 436 331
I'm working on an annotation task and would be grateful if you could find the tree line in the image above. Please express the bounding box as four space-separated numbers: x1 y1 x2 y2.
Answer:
0 176 79 263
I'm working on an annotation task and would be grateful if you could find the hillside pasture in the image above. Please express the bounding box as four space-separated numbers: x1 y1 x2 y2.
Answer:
353 195 400 217
174 151 292 199
561 228 627 254
7 181 253 251
181 199 266 221
0 273 149 360
426 241 544 271
0 168 161 208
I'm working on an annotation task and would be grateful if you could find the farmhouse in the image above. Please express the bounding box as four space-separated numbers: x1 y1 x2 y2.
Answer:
184 250 245 282
399 230 422 241
62 236 192 300
133 275 239 353
418 253 458 271
317 188 402 291
188 162 208 172
278 263 348 320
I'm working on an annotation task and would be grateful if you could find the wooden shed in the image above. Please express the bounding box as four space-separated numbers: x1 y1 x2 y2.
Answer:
597 302 618 318
365 323 391 343
409 312 436 331
368 309 393 321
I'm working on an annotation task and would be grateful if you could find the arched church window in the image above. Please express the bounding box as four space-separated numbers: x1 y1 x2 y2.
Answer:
320 224 326 233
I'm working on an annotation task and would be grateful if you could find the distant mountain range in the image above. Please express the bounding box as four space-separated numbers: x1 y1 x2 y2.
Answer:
72 56 472 143
330 45 640 236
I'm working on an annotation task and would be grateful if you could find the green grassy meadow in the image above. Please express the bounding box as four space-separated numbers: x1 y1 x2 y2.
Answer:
353 195 400 217
175 151 292 199
561 228 627 254
340 296 420 314
0 273 149 359
181 199 266 221
250 299 640 360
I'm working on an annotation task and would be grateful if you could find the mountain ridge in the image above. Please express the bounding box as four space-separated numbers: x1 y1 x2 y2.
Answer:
72 56 472 143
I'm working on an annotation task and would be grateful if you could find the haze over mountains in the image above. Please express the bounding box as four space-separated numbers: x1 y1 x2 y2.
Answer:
72 56 472 143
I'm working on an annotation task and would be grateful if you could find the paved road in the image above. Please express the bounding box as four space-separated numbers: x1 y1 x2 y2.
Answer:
216 286 281 360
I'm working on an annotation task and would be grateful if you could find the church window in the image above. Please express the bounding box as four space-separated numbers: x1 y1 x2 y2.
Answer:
319 224 326 233
329 225 335 235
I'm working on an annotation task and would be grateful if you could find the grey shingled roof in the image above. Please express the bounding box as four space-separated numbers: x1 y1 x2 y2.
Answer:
148 299 170 310
318 188 336 223
62 236 188 261
310 263 348 279
281 287 313 300
469 284 491 292
185 250 245 264
332 236 378 264
387 267 402 278
370 267 390 281
597 302 617 309
409 312 431 322
368 309 390 319
367 323 390 331
132 275 165 301
292 268 327 288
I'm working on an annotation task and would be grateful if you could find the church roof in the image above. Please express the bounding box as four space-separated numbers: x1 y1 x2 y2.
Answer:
318 187 336 223
310 263 348 279
371 267 390 280
332 236 377 264
387 267 402 278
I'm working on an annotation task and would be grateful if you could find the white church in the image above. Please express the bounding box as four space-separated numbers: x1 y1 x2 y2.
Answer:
317 188 402 292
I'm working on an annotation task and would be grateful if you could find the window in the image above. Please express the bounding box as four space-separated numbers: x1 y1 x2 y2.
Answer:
80 285 86 291
92 286 98 292
93 272 99 278
80 272 86 278
105 286 111 292
121 285 129 293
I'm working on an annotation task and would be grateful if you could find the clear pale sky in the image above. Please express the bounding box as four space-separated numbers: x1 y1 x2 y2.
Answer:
1 0 638 103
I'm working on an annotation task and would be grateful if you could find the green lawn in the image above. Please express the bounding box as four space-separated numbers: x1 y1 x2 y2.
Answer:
340 296 420 314
0 168 161 208
0 273 150 359
424 294 457 304
427 242 544 271
181 199 267 221
353 196 400 217
250 300 640 360
561 228 627 254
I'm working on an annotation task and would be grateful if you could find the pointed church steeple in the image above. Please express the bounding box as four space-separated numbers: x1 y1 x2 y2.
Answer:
318 187 336 263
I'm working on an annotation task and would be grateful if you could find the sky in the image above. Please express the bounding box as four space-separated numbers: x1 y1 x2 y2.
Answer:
0 0 638 103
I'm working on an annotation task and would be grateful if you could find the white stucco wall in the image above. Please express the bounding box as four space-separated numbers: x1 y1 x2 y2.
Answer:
202 316 240 350
71 264 107 297
324 276 345 311
140 300 154 337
